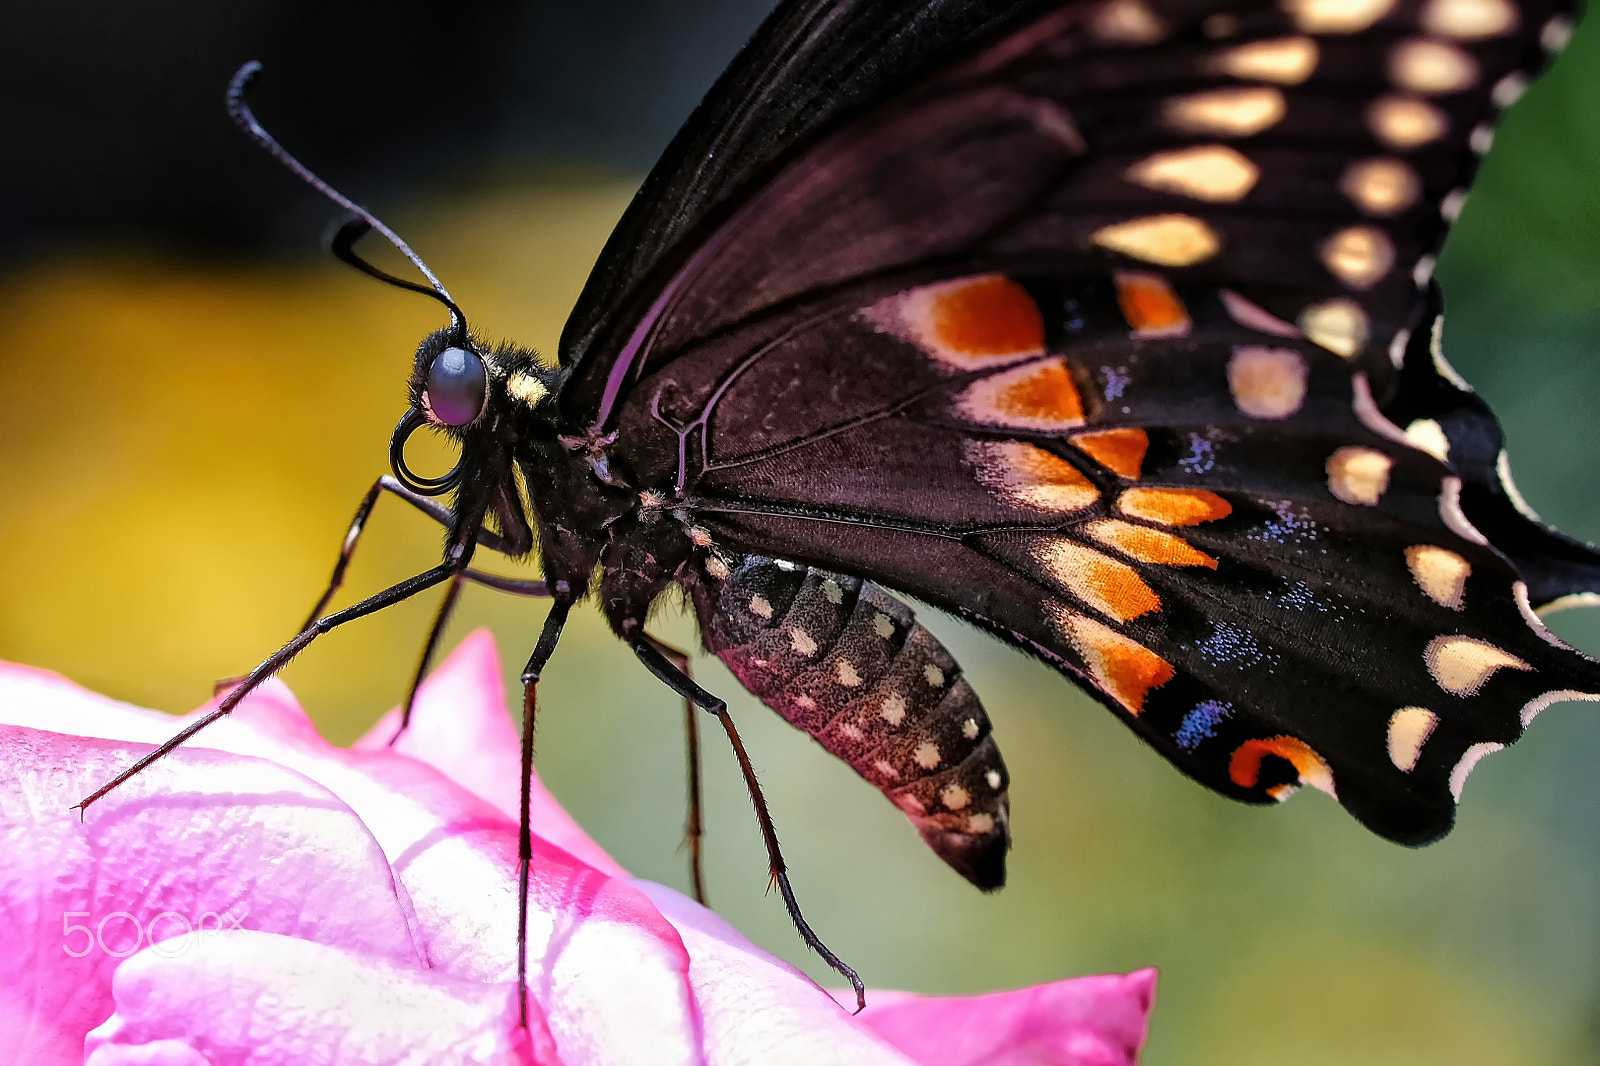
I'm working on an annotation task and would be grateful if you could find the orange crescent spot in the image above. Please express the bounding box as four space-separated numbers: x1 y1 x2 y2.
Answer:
1051 608 1175 716
1114 271 1192 338
1070 428 1149 478
997 360 1086 424
1229 736 1335 797
968 440 1100 513
1118 486 1232 526
1085 519 1218 568
1037 539 1162 621
929 275 1046 357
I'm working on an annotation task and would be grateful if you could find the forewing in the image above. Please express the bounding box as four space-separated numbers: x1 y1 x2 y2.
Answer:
578 0 1600 841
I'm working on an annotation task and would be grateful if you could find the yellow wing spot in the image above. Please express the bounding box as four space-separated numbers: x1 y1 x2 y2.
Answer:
1405 418 1450 460
1118 487 1233 526
1085 519 1218 568
1368 95 1449 150
1423 0 1517 36
1071 427 1149 479
1207 36 1319 84
968 439 1099 513
1228 345 1309 420
1124 146 1259 204
941 784 972 810
924 664 946 687
1387 707 1440 772
1165 87 1286 137
1113 270 1193 337
1282 0 1395 33
967 812 997 834
1036 538 1162 621
1406 545 1471 609
1298 298 1369 358
1050 606 1175 715
1092 214 1222 267
1341 157 1421 216
868 274 1045 370
1090 0 1169 42
1425 635 1532 696
913 742 943 770
790 627 819 657
835 659 864 687
1390 39 1479 95
1326 445 1393 505
1450 742 1505 801
1321 225 1395 289
880 692 908 725
957 359 1087 431
1229 736 1336 797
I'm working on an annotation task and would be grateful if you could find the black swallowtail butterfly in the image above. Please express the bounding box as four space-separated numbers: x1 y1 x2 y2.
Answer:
81 0 1600 1009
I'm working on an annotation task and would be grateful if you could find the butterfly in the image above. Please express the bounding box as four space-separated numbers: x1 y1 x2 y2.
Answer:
80 0 1600 1011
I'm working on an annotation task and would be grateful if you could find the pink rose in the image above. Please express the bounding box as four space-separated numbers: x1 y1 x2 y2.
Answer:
0 630 1156 1064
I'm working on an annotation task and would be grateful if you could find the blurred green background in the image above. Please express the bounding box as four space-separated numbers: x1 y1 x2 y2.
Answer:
2 5 1599 1064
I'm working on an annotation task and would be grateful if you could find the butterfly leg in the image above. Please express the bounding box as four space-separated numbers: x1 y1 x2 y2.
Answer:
632 638 866 1011
76 560 459 813
641 632 708 906
515 598 573 1030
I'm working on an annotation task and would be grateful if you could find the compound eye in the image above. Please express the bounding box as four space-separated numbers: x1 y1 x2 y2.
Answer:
425 346 487 426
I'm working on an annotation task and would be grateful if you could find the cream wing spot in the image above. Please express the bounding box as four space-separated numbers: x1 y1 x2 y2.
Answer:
1406 545 1471 609
835 660 863 687
1282 0 1395 33
1425 635 1532 696
1422 0 1517 38
1368 96 1448 149
1341 158 1421 216
968 439 1099 513
924 664 946 687
1405 418 1450 461
1091 0 1169 42
941 785 972 811
1091 214 1222 267
1228 346 1308 419
874 759 902 781
749 594 774 619
1322 225 1395 289
1299 298 1369 357
790 627 818 657
1326 446 1393 505
967 812 996 834
962 718 981 740
1125 145 1259 202
1208 37 1318 84
1390 39 1479 95
913 742 943 770
880 693 908 726
704 554 730 580
1388 707 1439 772
1541 14 1574 52
873 612 895 639
1164 87 1286 137
821 578 844 605
986 770 1004 790
839 723 865 741
1449 742 1504 802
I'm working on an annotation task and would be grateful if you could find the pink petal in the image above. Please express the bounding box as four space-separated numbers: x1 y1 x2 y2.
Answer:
635 882 920 1066
84 930 547 1066
0 725 421 1066
355 630 624 877
847 969 1158 1066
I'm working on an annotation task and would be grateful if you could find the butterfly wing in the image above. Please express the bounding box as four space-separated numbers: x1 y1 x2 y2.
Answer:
560 0 1600 843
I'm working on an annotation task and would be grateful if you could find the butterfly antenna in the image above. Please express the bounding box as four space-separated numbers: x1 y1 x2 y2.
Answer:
226 60 467 340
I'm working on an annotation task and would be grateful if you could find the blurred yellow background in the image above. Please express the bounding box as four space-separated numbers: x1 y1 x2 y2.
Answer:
4 20 1600 1066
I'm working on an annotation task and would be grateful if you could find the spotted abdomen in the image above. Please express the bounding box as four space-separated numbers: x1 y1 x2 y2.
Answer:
691 553 1010 889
